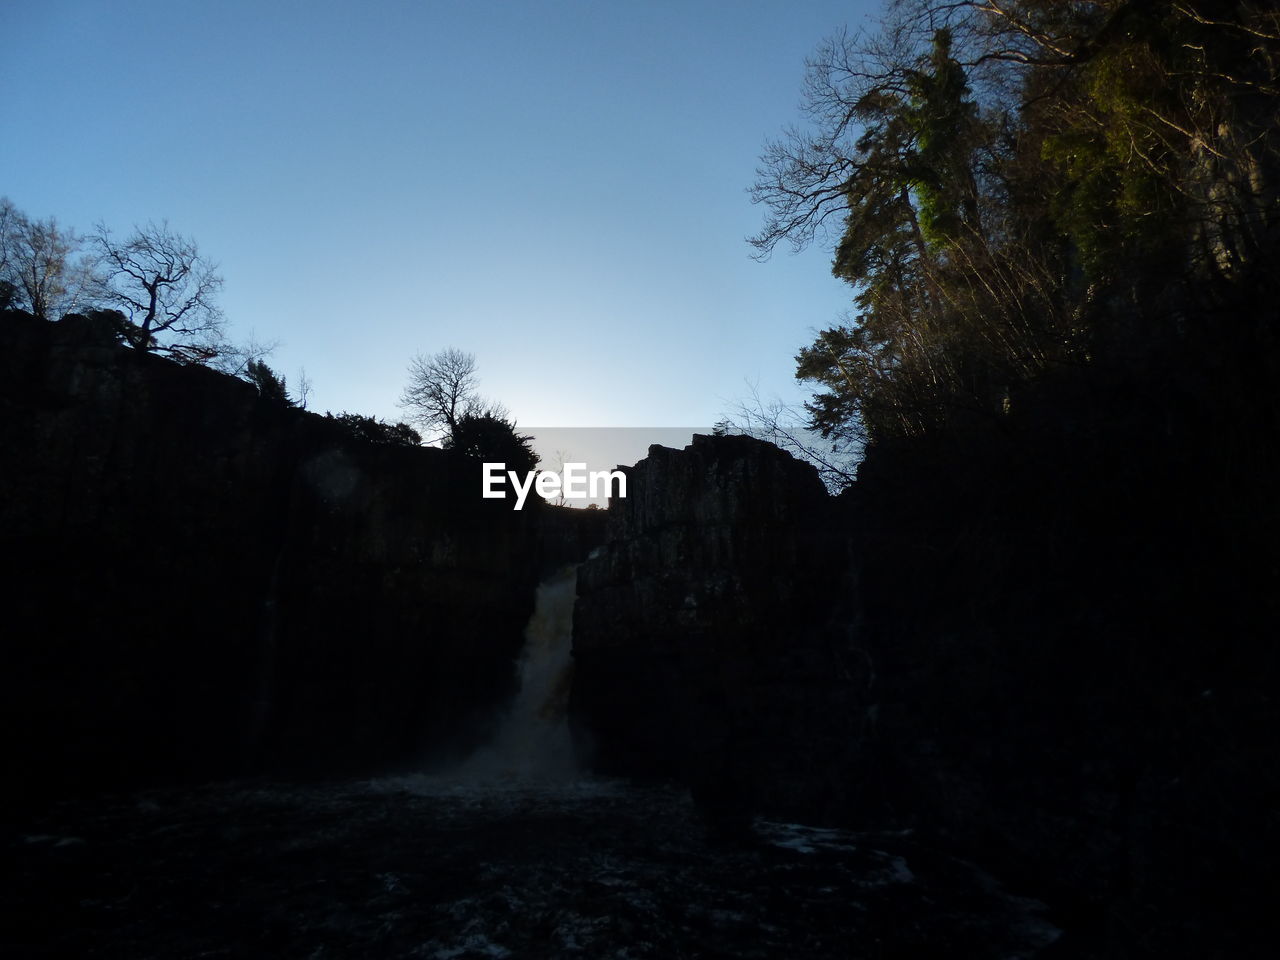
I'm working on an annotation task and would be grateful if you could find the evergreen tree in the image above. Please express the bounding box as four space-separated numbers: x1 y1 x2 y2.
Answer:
245 360 292 405
443 412 537 477
754 1 1280 446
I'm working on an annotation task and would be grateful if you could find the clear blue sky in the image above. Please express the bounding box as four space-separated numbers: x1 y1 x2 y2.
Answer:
2 0 875 432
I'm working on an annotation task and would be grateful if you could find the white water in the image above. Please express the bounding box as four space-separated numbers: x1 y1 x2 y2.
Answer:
460 564 579 780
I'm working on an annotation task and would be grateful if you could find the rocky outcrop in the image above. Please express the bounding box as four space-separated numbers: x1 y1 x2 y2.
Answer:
0 312 603 808
570 396 1280 955
570 434 862 822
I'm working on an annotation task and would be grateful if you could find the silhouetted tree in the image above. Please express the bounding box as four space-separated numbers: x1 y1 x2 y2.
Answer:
382 420 424 447
444 411 537 476
245 359 292 405
91 221 224 360
296 367 312 409
400 348 509 444
722 384 859 491
0 198 95 320
753 1 1280 445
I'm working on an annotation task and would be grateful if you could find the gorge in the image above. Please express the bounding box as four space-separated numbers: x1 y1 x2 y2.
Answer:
1 309 1275 957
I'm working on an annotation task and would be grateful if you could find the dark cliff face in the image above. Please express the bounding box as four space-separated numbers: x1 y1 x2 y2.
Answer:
0 313 601 807
571 434 861 821
571 381 1279 954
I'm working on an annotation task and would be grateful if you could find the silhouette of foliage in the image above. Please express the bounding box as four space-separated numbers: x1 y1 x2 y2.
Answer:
443 412 537 476
754 0 1280 444
748 6 1280 955
245 360 293 405
325 412 422 447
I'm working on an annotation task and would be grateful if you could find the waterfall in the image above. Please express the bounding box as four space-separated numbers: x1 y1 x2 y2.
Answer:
461 564 579 780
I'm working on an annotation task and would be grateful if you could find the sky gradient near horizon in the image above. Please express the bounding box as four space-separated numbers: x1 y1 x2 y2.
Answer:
2 0 876 437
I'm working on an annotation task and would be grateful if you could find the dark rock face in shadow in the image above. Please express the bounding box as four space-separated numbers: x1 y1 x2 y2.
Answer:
570 395 1280 956
570 434 863 823
0 313 603 809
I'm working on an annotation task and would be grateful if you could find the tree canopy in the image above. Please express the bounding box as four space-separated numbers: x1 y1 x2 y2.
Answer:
753 0 1280 449
245 360 293 406
443 411 538 477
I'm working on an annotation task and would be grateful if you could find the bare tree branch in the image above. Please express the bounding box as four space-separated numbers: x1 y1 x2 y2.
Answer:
91 221 224 359
398 347 488 445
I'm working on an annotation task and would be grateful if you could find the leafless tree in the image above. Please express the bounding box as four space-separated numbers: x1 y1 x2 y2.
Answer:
399 347 503 444
296 367 313 409
723 380 862 492
0 197 95 319
548 448 575 505
92 221 224 359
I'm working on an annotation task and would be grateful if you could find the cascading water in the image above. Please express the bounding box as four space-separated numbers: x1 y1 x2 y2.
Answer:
460 564 580 780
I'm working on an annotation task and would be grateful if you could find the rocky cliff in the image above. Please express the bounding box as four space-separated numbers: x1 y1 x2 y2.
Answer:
0 312 603 808
571 434 862 822
570 391 1279 955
